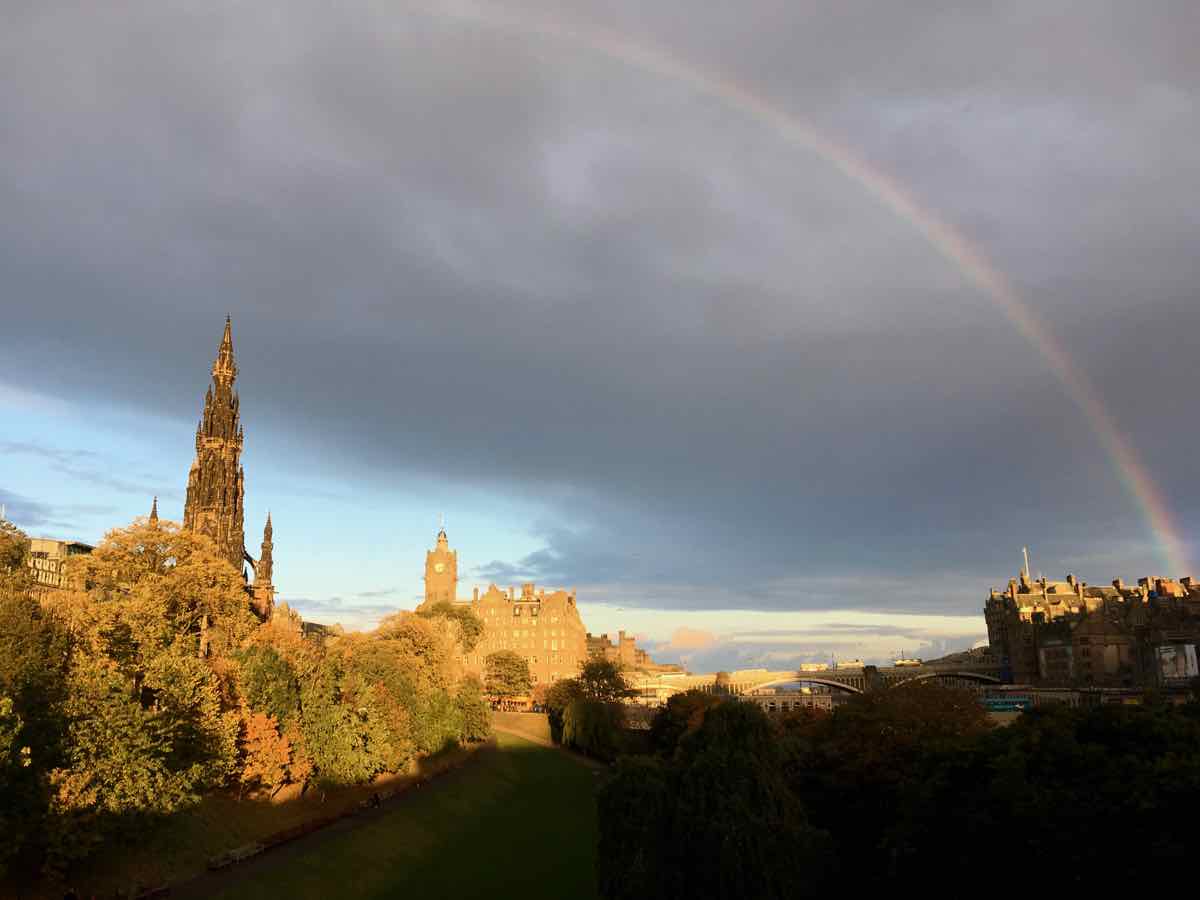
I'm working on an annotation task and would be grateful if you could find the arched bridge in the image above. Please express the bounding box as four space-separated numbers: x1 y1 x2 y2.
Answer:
629 660 1003 701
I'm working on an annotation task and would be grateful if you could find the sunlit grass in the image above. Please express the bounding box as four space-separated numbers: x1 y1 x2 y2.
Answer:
197 731 599 900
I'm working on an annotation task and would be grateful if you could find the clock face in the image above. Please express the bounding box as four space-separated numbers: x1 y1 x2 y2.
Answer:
434 562 445 573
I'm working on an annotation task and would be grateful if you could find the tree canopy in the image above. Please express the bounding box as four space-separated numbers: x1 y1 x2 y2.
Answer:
416 601 484 653
485 651 532 699
0 518 491 883
577 659 635 703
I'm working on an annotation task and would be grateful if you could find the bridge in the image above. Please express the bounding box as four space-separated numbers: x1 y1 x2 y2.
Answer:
628 659 1003 702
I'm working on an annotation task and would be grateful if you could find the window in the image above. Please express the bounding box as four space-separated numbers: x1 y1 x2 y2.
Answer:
513 606 521 617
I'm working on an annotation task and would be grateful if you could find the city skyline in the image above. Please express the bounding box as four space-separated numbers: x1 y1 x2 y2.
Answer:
3 1 1197 670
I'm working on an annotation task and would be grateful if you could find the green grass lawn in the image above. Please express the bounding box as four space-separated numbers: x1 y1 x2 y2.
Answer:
200 731 599 900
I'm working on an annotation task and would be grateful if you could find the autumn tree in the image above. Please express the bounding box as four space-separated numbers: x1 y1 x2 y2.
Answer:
416 601 484 653
485 651 531 699
237 707 293 799
0 697 29 875
64 520 257 670
0 519 32 595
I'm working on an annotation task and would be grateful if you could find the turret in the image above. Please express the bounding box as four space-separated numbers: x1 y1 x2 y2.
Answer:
422 522 457 608
252 512 274 619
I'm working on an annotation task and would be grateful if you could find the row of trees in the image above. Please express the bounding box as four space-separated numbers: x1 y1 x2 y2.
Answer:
597 683 1200 897
0 519 491 878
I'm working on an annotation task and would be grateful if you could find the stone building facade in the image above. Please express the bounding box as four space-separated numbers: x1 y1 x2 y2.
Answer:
466 583 589 686
26 537 93 593
587 630 676 672
412 527 676 685
414 529 587 685
985 565 1200 688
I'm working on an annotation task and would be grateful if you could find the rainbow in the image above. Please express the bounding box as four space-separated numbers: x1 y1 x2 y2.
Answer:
407 2 1192 576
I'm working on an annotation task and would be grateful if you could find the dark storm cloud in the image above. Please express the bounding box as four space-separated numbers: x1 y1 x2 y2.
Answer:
2 2 1197 611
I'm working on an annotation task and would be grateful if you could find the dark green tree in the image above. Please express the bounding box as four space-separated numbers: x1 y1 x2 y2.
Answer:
578 658 635 703
648 689 724 757
544 678 584 743
597 702 830 899
562 697 623 760
235 643 300 724
455 676 491 743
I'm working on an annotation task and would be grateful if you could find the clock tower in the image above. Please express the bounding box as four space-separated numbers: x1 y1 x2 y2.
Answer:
423 526 457 607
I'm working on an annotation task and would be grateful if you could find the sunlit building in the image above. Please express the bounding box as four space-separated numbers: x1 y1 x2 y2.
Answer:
985 563 1200 688
26 536 93 593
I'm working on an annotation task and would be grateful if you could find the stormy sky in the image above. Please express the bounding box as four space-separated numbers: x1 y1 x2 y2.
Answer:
2 1 1197 668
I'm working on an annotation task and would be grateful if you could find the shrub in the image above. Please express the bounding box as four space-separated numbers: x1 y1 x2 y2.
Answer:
562 697 622 761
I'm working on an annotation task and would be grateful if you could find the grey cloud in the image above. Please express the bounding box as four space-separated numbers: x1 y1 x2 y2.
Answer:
2 2 1197 616
0 487 117 534
3 443 177 501
283 594 397 630
354 587 400 599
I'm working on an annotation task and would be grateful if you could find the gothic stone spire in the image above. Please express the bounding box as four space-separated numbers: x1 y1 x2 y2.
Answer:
149 496 159 526
183 317 246 570
252 512 275 619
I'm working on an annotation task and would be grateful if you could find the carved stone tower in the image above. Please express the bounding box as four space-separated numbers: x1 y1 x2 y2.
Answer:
252 512 275 619
423 526 457 607
183 317 247 571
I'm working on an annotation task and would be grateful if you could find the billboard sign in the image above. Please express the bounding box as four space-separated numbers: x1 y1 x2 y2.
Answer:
1156 644 1198 683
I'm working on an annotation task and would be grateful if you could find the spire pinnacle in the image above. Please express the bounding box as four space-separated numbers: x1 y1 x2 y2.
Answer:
149 496 159 525
212 316 237 384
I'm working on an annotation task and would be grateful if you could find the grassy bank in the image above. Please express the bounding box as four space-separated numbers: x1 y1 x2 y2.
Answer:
24 741 488 899
191 731 599 900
